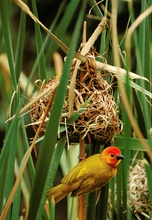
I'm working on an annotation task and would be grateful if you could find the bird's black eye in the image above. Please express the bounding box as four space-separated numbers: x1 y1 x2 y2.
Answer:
110 154 115 157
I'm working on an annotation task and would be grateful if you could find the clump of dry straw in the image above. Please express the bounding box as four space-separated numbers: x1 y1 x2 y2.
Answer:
28 16 122 144
129 160 151 219
30 48 122 143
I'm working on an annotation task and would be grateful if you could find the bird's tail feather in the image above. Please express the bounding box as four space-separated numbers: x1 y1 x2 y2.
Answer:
47 183 71 203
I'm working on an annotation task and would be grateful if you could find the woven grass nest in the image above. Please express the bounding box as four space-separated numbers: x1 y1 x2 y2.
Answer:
129 160 151 219
108 160 151 220
30 51 122 143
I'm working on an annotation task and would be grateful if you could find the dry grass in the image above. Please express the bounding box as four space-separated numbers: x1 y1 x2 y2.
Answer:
129 160 151 219
30 49 122 144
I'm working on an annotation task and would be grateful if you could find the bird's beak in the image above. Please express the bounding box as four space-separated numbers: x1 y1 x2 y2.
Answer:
116 154 125 160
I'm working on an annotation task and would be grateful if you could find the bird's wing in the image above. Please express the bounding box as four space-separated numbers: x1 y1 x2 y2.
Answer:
62 154 103 184
71 177 95 196
71 173 110 196
61 159 89 184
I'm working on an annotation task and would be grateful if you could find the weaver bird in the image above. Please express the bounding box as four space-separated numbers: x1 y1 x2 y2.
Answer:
47 146 124 203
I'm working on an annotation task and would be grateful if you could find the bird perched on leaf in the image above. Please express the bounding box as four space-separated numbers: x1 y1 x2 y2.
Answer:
47 146 124 203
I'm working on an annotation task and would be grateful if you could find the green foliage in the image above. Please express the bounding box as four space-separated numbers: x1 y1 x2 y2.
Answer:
0 0 152 220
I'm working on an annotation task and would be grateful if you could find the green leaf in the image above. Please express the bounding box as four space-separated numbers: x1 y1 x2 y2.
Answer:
144 161 152 209
32 0 47 79
68 94 93 124
0 0 16 87
27 1 87 219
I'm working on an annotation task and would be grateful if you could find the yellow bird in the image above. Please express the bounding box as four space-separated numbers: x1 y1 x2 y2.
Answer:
47 146 124 203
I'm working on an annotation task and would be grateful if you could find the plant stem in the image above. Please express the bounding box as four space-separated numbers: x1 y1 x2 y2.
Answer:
79 135 86 220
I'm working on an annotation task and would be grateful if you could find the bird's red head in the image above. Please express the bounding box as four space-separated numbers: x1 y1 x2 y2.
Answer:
101 146 125 168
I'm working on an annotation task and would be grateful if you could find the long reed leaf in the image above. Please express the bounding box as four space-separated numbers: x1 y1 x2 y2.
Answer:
15 0 27 80
27 2 87 219
0 0 16 87
32 0 47 79
45 0 83 62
